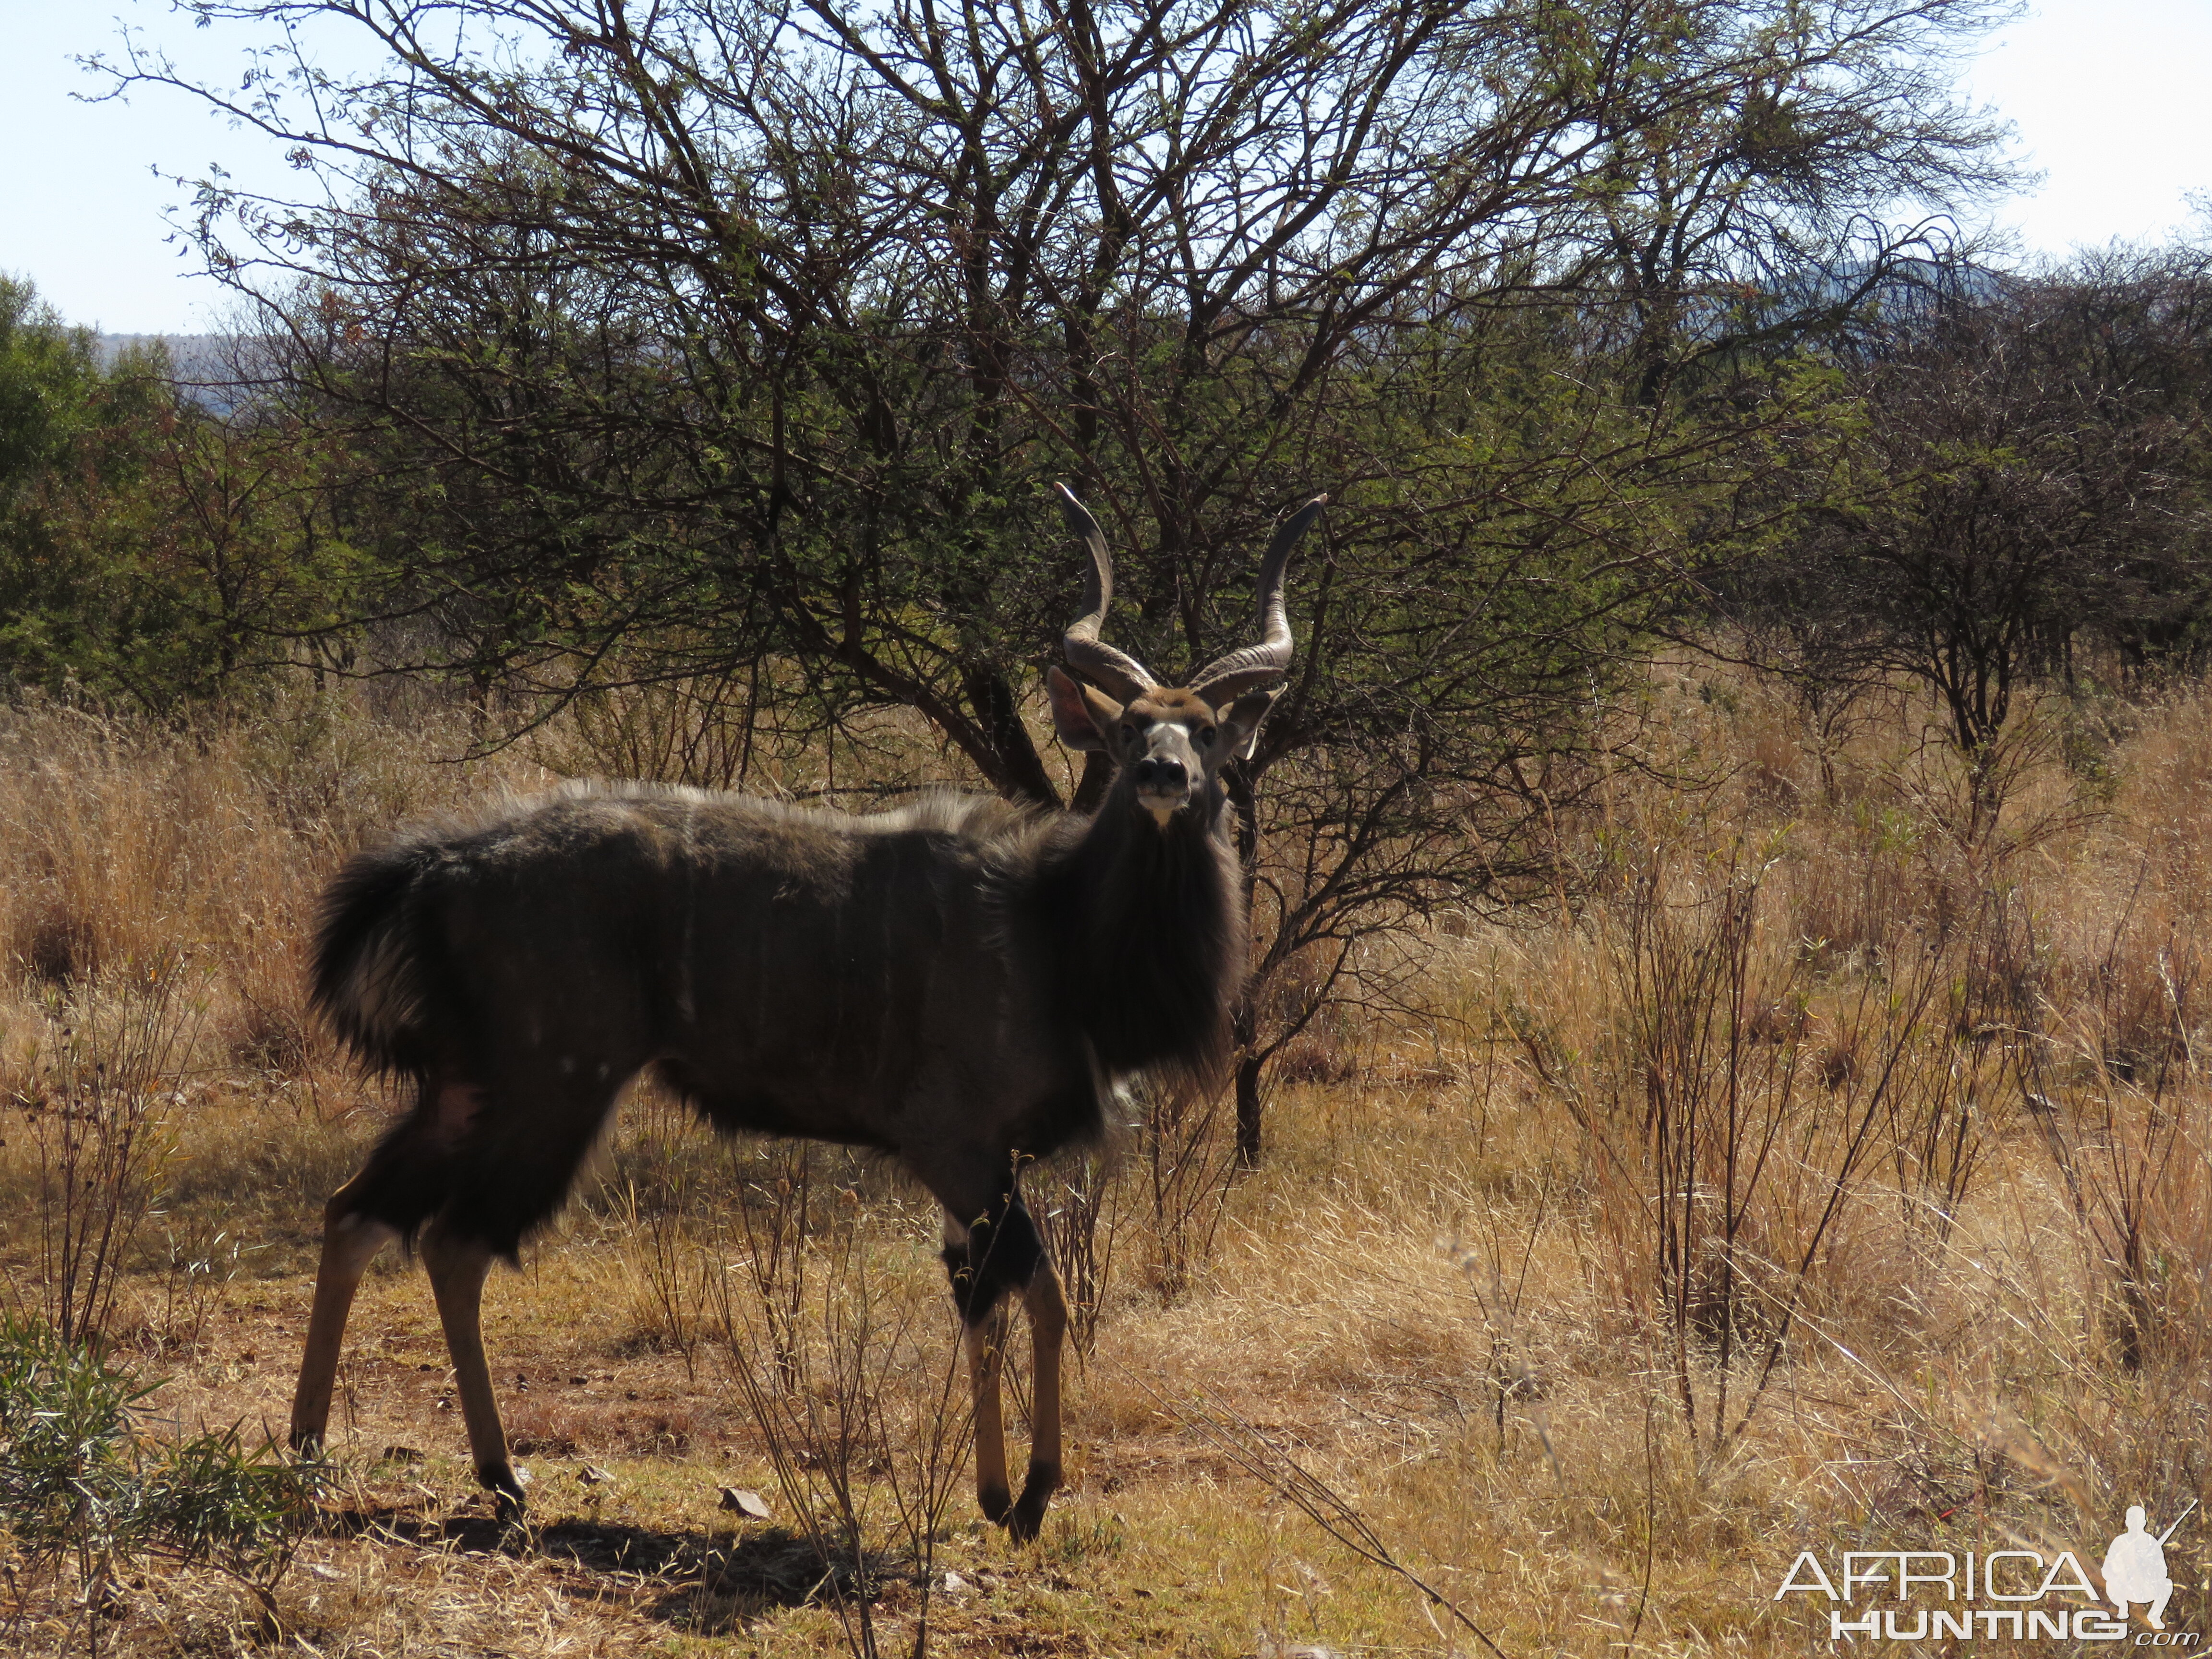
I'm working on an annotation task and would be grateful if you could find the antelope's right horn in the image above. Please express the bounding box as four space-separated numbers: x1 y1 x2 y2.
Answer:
1056 483 1158 704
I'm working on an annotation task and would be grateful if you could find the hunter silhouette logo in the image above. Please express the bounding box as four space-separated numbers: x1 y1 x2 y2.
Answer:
2104 1502 2194 1631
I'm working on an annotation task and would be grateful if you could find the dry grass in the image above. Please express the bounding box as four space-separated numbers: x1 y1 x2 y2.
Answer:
3 664 2211 1655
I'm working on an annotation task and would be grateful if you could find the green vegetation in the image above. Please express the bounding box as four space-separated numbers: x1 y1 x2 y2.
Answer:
0 1312 320 1644
0 278 360 710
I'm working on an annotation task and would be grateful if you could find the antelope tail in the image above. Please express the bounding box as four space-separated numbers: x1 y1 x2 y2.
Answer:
310 840 447 1079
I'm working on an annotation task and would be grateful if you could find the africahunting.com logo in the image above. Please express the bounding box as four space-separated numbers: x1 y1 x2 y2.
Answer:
1775 1501 2200 1643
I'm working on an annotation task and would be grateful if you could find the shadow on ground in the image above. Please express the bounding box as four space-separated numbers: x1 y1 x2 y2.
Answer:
322 1505 899 1633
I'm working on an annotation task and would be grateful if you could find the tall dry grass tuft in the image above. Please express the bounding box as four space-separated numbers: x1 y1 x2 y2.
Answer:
1562 838 1991 1452
712 1174 968 1659
8 952 207 1349
0 692 494 1081
1135 664 2212 1649
0 690 530 1341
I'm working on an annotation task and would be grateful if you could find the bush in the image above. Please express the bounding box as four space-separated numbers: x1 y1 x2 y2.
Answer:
0 1311 320 1638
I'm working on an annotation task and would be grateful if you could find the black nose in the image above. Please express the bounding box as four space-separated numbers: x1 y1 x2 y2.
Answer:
1133 756 1186 791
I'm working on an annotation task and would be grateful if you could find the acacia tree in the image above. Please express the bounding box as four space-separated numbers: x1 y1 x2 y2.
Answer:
115 0 2009 1158
1736 249 2212 824
1572 0 2012 402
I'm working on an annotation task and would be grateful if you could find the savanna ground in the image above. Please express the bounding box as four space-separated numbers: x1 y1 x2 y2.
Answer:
3 661 2209 1657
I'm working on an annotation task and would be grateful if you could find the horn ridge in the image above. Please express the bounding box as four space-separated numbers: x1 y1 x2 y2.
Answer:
1188 494 1325 705
1055 482 1158 704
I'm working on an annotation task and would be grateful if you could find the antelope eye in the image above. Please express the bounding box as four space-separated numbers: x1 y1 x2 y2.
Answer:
1119 723 1138 741
1197 726 1215 745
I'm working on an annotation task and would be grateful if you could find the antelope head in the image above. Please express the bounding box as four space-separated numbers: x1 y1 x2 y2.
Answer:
1046 484 1325 828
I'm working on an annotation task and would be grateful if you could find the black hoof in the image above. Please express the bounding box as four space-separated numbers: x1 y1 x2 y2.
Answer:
978 1481 1013 1525
1006 1464 1059 1543
483 1464 529 1527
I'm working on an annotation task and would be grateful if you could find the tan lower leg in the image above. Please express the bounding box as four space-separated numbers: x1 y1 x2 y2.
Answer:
966 1311 1011 1523
1009 1264 1067 1541
420 1222 521 1512
289 1195 396 1455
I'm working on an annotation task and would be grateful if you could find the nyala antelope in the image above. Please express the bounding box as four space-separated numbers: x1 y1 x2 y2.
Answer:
289 485 1324 1541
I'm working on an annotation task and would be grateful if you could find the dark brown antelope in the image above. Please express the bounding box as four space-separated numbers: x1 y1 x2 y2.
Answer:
288 485 1323 1541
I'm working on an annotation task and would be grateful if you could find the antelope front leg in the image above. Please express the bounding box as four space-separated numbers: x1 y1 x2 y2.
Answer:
1008 1260 1068 1543
289 1187 397 1457
965 1309 1013 1524
420 1221 525 1521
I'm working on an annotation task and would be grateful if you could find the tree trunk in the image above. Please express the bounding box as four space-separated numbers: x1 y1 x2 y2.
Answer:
961 663 1063 808
1233 1055 1264 1169
1232 1003 1264 1169
1224 768 1267 1168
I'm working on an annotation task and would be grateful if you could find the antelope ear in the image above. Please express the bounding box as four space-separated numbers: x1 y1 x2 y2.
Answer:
1217 687 1280 760
1048 666 1119 752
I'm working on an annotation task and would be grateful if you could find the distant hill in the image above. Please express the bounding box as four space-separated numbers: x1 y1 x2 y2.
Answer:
97 334 258 410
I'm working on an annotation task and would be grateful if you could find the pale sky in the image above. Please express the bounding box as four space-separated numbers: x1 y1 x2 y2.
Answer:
2 0 2208 336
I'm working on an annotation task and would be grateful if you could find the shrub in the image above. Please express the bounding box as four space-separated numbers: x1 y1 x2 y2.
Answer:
0 1311 320 1641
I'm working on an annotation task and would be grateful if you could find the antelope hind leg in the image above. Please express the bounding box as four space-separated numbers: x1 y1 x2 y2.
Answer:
420 1220 526 1520
289 1184 397 1457
1007 1259 1068 1543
